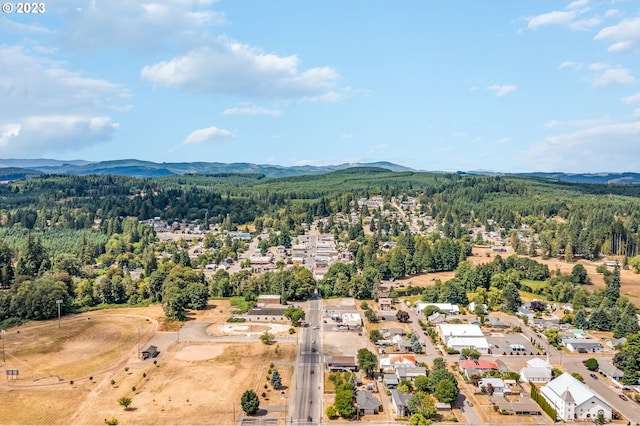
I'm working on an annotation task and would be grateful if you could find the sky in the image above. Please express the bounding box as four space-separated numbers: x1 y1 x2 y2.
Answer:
1 0 639 173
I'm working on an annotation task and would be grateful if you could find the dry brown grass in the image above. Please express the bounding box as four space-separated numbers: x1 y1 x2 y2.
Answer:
0 302 296 425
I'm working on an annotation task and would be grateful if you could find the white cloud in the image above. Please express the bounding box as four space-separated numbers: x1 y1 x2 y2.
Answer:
595 17 640 53
589 62 609 71
223 105 281 117
622 93 640 105
545 117 612 129
567 0 589 9
0 16 53 35
141 38 340 99
0 46 129 120
528 121 640 172
604 9 620 18
593 68 637 87
452 132 467 138
60 0 226 51
487 84 517 97
634 109 640 120
525 2 600 31
528 10 578 29
0 45 127 155
182 126 234 145
559 61 582 69
0 115 118 156
544 120 562 129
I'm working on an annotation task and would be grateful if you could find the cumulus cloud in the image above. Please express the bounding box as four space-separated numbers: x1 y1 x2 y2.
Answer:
595 17 640 53
559 61 582 69
0 116 118 156
223 105 281 117
141 38 340 100
622 93 640 105
527 121 640 172
525 1 600 31
593 68 637 87
182 126 234 145
0 45 127 156
487 84 517 97
60 0 226 51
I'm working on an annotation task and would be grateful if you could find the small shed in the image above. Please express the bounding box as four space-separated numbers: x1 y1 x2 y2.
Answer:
141 345 159 360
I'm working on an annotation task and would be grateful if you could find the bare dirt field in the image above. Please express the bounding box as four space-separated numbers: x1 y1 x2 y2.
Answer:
0 301 296 425
397 246 640 305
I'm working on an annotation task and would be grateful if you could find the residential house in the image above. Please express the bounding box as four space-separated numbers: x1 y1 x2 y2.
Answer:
356 390 381 415
416 302 460 315
598 361 624 382
395 366 427 382
459 359 498 373
604 337 626 349
447 337 490 354
520 357 553 383
378 297 392 311
493 396 542 415
390 389 411 417
427 312 447 324
383 373 399 389
379 354 417 370
479 378 506 394
564 338 602 353
517 307 535 322
540 372 612 421
326 356 358 372
437 323 489 354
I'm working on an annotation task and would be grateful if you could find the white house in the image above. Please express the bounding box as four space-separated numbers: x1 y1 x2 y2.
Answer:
447 336 490 354
416 302 460 315
437 324 484 341
436 323 488 353
341 313 362 328
540 373 612 421
520 357 552 383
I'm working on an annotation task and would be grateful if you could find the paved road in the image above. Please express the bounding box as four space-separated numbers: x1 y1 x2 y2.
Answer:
291 296 323 424
405 307 487 424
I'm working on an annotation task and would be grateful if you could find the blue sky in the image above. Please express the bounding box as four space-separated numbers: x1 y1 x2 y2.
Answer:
1 0 639 173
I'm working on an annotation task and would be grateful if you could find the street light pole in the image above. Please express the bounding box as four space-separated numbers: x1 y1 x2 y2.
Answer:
56 299 63 328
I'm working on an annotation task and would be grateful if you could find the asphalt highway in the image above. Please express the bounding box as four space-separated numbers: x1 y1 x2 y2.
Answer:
291 296 323 424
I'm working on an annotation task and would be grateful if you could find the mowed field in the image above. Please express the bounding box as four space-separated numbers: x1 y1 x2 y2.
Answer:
397 246 640 305
0 302 296 425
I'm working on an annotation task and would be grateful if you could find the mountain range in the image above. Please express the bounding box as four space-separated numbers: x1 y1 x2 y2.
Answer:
1 158 640 184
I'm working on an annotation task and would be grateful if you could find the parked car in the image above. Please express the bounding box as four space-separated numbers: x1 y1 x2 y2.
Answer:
619 394 628 401
467 400 473 407
590 373 598 379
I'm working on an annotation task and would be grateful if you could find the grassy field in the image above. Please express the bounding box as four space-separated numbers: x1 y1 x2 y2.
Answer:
0 302 296 425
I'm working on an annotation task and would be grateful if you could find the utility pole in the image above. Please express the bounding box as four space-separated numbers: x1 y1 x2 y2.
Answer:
1 329 5 363
137 326 141 359
56 300 63 328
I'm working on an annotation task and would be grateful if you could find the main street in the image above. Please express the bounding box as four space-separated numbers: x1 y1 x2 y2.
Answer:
290 296 323 424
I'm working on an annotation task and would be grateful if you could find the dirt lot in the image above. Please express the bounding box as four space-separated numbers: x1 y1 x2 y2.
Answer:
397 246 640 305
0 301 296 425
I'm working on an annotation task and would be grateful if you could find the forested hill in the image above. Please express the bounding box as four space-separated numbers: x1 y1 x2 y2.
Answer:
0 158 415 178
